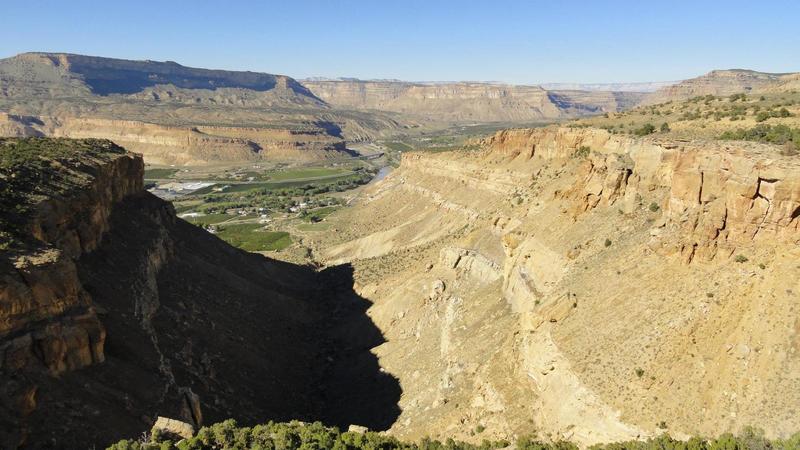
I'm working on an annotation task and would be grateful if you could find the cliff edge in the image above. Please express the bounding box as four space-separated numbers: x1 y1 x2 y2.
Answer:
314 127 800 446
0 138 399 448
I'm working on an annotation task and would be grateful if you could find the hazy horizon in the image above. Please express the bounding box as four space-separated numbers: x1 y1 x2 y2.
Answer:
1 1 799 84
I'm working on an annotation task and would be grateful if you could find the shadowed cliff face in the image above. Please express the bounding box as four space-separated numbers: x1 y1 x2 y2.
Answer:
0 139 400 449
38 195 399 447
6 53 320 99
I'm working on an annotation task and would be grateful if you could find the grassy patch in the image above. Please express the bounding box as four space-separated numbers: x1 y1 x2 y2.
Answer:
183 213 235 225
382 141 414 152
266 167 350 181
215 224 292 252
300 206 339 222
720 124 800 151
295 222 332 232
193 174 360 195
172 201 203 214
143 168 178 179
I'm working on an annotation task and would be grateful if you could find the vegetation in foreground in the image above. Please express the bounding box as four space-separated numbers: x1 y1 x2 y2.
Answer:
719 124 800 153
572 91 800 142
109 420 800 450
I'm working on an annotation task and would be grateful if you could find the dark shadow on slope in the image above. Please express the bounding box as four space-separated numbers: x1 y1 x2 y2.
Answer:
63 57 325 101
315 265 402 431
314 120 344 138
69 60 278 95
22 192 400 448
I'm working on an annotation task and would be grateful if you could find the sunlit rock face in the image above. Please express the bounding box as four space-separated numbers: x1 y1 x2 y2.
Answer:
314 126 800 447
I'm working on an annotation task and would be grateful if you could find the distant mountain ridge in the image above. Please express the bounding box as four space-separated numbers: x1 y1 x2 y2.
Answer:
4 52 318 98
300 78 645 122
0 53 402 164
540 81 676 93
304 78 676 93
0 52 656 161
2 52 797 163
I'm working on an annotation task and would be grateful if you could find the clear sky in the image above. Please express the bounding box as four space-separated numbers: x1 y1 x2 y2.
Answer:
2 0 798 84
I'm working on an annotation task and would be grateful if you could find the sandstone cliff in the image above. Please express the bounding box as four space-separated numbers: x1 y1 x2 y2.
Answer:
314 127 800 446
0 138 399 448
645 69 800 104
302 80 644 123
0 114 352 164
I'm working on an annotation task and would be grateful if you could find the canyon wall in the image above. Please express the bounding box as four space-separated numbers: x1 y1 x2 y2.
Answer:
317 126 800 446
0 139 398 448
302 80 563 122
302 80 645 123
0 148 143 446
0 114 350 164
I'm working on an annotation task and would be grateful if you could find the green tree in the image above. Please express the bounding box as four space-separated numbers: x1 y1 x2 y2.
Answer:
633 123 657 136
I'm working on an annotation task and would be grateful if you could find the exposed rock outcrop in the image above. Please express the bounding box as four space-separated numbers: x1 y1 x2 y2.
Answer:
152 416 194 441
481 127 800 261
657 144 800 262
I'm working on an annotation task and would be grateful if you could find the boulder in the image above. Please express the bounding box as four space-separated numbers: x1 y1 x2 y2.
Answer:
348 424 369 434
152 416 194 440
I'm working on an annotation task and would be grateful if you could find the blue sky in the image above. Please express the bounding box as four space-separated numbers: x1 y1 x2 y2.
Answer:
2 0 798 84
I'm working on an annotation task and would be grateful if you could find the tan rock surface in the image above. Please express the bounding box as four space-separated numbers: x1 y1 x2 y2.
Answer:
303 80 647 123
152 416 194 440
314 126 800 446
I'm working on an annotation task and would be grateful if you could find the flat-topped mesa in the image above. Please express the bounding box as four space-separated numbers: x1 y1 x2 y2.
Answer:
10 52 319 99
0 52 376 164
302 79 649 123
479 127 800 262
302 80 565 122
